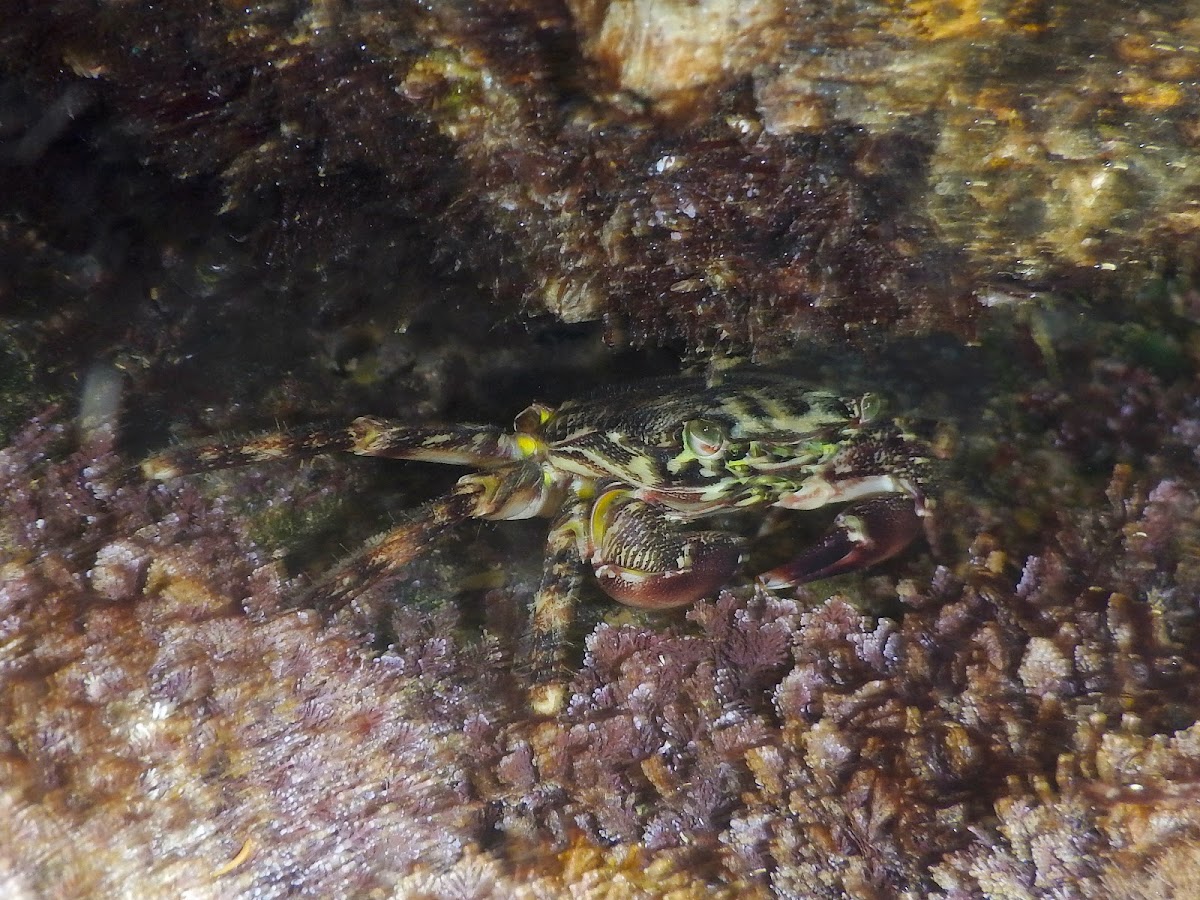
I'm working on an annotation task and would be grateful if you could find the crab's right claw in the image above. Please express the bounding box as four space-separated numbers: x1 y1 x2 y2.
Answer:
594 529 743 610
761 494 922 588
589 492 743 610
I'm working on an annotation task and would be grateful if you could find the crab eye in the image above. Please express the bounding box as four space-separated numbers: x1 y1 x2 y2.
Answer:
514 402 553 433
856 393 884 423
683 418 727 458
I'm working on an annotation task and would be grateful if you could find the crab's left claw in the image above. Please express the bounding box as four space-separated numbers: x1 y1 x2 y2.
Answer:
761 494 922 588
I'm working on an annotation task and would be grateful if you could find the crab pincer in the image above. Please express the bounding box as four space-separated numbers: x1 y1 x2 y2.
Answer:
760 494 925 589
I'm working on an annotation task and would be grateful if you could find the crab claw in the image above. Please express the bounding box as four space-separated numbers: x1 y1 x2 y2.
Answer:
761 494 922 588
589 492 743 609
595 530 743 609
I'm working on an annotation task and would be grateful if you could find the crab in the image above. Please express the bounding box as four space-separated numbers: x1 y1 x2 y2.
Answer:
143 371 932 713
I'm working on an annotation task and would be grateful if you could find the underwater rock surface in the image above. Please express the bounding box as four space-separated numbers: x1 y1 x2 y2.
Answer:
4 0 1200 896
9 0 1191 354
3 348 1200 895
6 1 1199 354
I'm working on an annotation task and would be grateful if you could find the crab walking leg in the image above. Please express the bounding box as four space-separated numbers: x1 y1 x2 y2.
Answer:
760 494 923 588
345 417 523 466
526 498 589 716
315 460 561 608
142 417 521 480
315 486 490 608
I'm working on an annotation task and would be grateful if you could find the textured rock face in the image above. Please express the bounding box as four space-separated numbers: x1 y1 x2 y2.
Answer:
568 0 786 104
6 0 1196 356
5 1 1200 896
4 406 1200 897
1 0 974 354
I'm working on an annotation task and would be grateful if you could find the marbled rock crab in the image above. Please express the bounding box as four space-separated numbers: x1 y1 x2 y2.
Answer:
144 371 932 712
